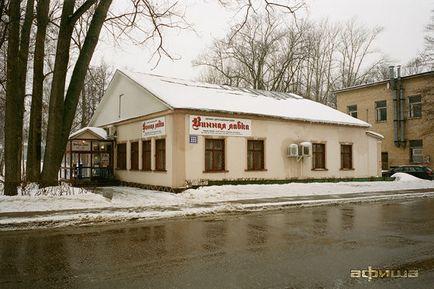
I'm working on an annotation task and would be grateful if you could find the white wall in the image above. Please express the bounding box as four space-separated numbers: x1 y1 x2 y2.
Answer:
112 111 381 189
90 72 169 127
114 114 174 187
184 114 380 184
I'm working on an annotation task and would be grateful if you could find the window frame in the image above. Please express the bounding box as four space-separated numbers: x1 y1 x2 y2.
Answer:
116 143 127 170
141 140 152 171
247 139 265 171
408 95 422 118
409 139 423 164
347 105 358 118
312 143 326 170
381 152 389 170
340 144 353 170
204 138 226 172
130 141 139 170
155 138 166 171
375 100 387 122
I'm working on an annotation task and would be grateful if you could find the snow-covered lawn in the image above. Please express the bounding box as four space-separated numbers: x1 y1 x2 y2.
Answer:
181 173 434 203
0 173 433 229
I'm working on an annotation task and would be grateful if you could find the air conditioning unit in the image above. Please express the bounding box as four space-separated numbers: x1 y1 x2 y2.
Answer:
287 144 299 157
300 142 312 157
412 148 424 163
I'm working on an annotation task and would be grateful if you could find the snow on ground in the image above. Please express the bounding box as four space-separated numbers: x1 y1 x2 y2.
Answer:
391 172 424 182
0 183 111 213
0 173 433 229
180 174 434 203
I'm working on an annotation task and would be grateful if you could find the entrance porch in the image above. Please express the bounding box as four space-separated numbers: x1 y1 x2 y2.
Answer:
61 127 114 184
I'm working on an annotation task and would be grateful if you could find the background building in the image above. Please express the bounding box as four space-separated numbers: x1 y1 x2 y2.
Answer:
336 68 434 170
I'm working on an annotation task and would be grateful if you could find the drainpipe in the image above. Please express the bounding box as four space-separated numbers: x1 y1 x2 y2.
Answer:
389 66 399 147
397 66 406 147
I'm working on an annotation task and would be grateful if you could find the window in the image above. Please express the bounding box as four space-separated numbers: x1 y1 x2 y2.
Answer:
205 139 225 171
409 140 423 163
142 140 151 171
347 105 358 118
375 100 387 121
381 152 389 170
341 144 353 169
312 143 326 170
155 139 166 171
130 142 139 170
247 140 264 170
409 95 422 118
116 143 126 170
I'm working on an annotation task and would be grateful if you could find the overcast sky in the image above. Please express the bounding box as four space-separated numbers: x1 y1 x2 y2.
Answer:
92 0 433 79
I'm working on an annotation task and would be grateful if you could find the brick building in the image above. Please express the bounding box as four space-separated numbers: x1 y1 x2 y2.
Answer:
336 68 434 170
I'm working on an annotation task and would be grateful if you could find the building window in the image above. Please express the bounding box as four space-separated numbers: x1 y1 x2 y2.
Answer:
341 144 353 170
247 140 264 170
312 143 326 170
375 100 387 122
142 140 151 171
409 95 422 118
116 143 126 170
409 140 423 163
381 152 389 170
155 139 166 171
205 139 225 171
130 141 139 170
347 105 358 118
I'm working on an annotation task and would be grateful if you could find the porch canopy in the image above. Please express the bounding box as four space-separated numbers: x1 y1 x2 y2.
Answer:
61 127 114 181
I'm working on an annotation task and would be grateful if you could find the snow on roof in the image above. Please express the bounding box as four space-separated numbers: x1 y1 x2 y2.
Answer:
120 70 370 127
69 127 108 140
366 130 384 140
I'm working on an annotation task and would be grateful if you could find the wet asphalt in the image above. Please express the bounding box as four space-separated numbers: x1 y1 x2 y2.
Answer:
1 198 434 289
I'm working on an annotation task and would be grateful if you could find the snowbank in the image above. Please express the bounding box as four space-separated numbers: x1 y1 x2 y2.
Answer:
0 183 111 213
180 174 434 203
0 182 92 197
391 172 424 182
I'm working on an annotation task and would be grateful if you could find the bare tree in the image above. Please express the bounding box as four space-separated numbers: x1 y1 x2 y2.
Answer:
0 0 9 177
2 0 304 192
195 15 304 91
196 16 383 106
336 18 383 88
4 0 34 195
424 9 434 62
26 0 50 182
72 63 112 131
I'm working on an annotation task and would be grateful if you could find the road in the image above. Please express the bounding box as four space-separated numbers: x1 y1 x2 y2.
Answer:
1 198 434 289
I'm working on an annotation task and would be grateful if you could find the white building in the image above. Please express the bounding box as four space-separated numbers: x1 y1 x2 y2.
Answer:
66 70 383 191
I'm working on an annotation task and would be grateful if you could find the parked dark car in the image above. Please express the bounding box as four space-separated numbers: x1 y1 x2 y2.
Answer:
382 165 433 180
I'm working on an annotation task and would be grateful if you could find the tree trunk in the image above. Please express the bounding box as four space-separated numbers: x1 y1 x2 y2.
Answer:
27 0 50 182
39 0 76 187
80 84 87 128
4 0 34 195
40 0 112 186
